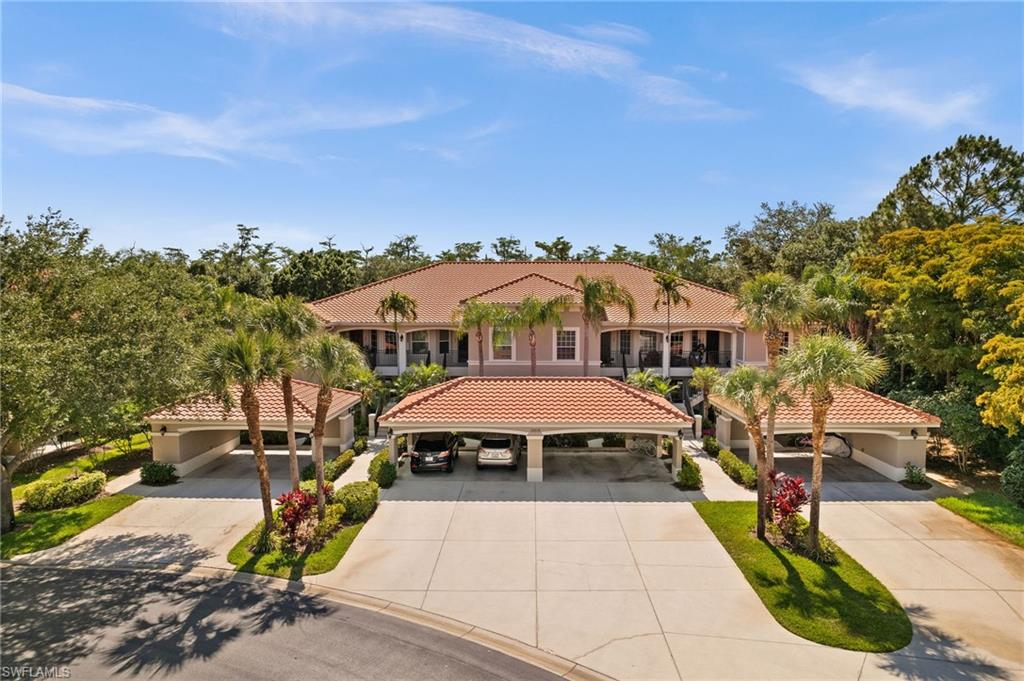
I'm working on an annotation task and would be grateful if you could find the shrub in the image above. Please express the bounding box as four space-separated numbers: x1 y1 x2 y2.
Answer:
676 453 703 490
769 470 809 535
22 471 107 511
355 418 369 437
311 503 347 549
396 435 407 450
703 436 721 458
1002 463 1024 507
140 461 178 486
717 449 757 489
903 462 928 486
353 437 367 455
299 480 334 502
368 451 397 488
336 481 379 521
276 489 317 545
601 433 626 447
300 449 355 482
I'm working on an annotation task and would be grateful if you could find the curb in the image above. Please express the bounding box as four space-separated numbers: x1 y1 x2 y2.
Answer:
1 558 617 681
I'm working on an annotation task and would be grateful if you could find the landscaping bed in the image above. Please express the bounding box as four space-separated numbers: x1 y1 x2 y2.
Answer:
1 494 141 559
694 500 912 652
12 434 151 502
936 491 1024 548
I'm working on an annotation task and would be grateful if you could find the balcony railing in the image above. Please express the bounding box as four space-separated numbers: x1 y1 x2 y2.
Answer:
601 351 636 368
375 352 398 367
675 350 731 368
406 350 431 366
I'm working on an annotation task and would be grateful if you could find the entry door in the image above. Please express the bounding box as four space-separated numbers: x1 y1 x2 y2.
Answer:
600 333 612 364
705 331 720 366
458 334 469 363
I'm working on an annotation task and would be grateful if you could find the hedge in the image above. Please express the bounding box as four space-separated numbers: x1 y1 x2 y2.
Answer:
676 453 703 490
717 449 757 489
22 472 107 511
702 436 721 458
367 451 397 488
336 481 379 521
300 449 355 482
140 461 178 486
353 437 367 455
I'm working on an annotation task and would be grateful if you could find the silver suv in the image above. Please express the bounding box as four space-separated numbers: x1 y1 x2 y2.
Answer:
475 434 521 470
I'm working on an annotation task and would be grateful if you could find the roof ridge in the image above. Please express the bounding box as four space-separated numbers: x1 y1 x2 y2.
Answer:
843 385 941 424
306 261 450 307
603 376 687 419
383 376 469 420
461 272 583 303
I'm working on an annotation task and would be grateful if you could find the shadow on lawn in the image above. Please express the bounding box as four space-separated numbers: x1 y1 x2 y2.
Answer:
21 532 215 569
1 565 332 675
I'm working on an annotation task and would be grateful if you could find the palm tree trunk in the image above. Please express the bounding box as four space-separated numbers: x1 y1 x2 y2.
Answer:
282 374 300 491
476 328 485 376
241 387 274 532
765 404 777 470
529 327 537 376
747 425 769 540
582 318 591 376
764 331 784 469
313 387 331 521
808 398 830 552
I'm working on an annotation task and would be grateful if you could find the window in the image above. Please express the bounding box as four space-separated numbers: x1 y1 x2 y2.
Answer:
555 329 577 360
492 329 513 360
670 332 685 357
439 330 451 355
410 330 429 354
383 331 397 354
639 331 658 353
618 330 631 355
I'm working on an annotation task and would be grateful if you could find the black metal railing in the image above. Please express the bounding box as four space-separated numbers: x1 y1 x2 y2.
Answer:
376 352 398 367
406 350 431 366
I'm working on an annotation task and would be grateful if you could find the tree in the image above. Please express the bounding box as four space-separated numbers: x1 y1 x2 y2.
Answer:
802 266 867 339
978 283 1024 435
392 364 448 398
576 245 605 260
716 366 790 539
438 241 483 261
492 236 529 261
534 236 573 260
253 296 319 490
375 290 418 344
780 334 886 551
348 366 385 428
646 234 727 288
653 272 691 359
360 235 431 284
508 295 571 375
690 366 720 427
868 135 1024 239
453 299 505 376
190 224 280 298
625 369 672 397
736 272 807 468
198 328 285 544
576 275 636 376
301 334 367 520
272 243 361 300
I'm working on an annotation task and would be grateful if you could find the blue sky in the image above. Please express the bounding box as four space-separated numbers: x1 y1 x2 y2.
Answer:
3 2 1021 257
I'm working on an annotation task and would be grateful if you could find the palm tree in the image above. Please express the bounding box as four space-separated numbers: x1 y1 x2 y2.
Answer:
690 365 720 429
625 368 672 398
302 334 368 520
198 328 284 545
780 334 886 551
348 366 384 429
736 272 807 469
716 366 790 539
453 299 505 376
509 295 572 375
803 266 868 339
576 275 637 376
376 290 418 360
653 272 691 364
254 296 319 490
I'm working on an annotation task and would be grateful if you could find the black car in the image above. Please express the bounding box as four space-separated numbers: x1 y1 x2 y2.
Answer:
409 433 460 473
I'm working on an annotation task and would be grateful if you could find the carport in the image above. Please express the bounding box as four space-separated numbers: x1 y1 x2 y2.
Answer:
710 385 940 481
377 376 693 482
146 379 361 475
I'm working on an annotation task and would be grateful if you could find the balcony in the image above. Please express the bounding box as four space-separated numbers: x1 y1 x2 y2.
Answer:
669 349 731 368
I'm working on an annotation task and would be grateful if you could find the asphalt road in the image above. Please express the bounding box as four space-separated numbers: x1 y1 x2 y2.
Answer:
1 565 560 681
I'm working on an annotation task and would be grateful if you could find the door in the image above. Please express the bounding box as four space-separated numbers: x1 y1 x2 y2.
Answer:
600 333 612 364
458 334 469 363
705 331 720 366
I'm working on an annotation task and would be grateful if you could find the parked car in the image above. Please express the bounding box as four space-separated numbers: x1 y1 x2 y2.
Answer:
476 434 521 470
410 433 459 473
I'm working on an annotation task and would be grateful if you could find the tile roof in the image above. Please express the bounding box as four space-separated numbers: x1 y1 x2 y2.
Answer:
711 384 940 428
147 379 360 424
379 376 692 427
463 273 582 305
307 261 745 327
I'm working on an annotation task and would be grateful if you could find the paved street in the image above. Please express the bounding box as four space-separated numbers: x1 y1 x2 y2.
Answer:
0 565 561 681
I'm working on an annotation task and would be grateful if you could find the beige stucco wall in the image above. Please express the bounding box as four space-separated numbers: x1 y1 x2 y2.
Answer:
845 431 927 480
152 428 240 474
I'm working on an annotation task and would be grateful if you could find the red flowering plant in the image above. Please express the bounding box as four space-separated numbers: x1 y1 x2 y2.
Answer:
276 489 317 546
768 469 809 536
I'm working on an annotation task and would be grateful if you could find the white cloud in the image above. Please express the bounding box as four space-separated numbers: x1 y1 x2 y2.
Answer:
3 82 455 162
791 55 983 128
674 64 728 82
568 21 650 45
219 3 741 121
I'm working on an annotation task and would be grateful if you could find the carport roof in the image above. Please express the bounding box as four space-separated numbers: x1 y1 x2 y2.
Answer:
147 379 360 424
711 384 940 428
379 376 692 432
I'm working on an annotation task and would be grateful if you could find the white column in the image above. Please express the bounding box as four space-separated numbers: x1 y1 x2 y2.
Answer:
398 332 408 373
693 414 703 440
388 434 399 465
717 414 733 449
368 413 377 439
526 432 544 482
730 331 738 368
662 333 671 377
656 434 665 458
672 436 684 476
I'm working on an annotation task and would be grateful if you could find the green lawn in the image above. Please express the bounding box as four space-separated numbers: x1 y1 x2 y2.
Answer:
694 501 912 652
1 494 141 559
227 522 365 580
12 434 151 502
936 491 1024 548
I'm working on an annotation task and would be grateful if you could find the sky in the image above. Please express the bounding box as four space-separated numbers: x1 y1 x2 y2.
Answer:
2 2 1022 258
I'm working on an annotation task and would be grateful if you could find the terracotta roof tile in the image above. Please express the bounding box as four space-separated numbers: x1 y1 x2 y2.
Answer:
308 261 744 327
379 376 692 426
462 273 582 305
147 379 360 424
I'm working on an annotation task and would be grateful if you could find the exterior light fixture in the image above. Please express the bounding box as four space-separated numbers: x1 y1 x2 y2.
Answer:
910 428 919 440
159 426 167 436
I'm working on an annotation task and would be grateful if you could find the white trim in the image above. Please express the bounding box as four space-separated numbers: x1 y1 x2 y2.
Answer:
488 326 516 362
552 326 579 361
851 448 905 481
